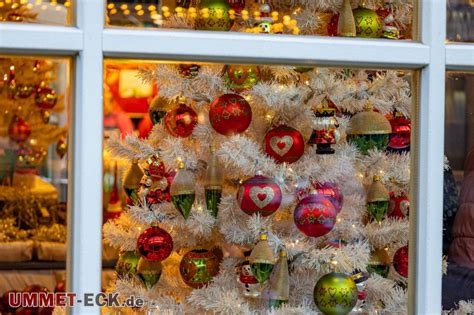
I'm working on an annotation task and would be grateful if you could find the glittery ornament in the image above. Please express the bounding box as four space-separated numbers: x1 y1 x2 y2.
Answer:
35 86 57 110
123 160 145 205
137 226 173 261
179 249 221 289
264 125 305 164
268 249 289 308
16 84 34 98
149 96 174 125
366 176 389 223
209 94 252 136
388 193 409 219
8 116 31 143
170 162 195 219
308 108 340 155
224 65 260 92
367 248 391 278
353 6 382 38
137 257 163 289
249 233 276 285
310 182 344 213
205 151 224 218
313 272 358 315
338 0 356 37
164 102 198 138
237 174 282 217
178 64 201 78
387 112 410 153
393 245 408 278
56 138 67 159
294 194 337 238
328 14 339 36
347 103 391 154
115 251 140 277
196 0 233 31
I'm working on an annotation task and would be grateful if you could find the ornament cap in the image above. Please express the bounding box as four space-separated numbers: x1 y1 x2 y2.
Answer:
348 108 392 135
178 161 185 169
249 233 276 265
367 178 390 202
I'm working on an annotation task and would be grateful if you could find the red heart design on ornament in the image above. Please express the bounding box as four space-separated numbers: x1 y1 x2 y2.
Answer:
277 142 286 150
257 193 267 201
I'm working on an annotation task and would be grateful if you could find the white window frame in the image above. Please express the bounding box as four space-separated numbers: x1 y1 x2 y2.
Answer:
0 0 472 314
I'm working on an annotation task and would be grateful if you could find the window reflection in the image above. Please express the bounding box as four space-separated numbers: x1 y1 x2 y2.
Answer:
0 0 73 26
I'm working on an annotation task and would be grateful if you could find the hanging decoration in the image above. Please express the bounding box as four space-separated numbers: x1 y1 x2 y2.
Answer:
236 259 260 298
137 257 163 289
293 194 337 238
209 93 252 136
367 248 391 278
338 0 356 37
224 65 260 92
353 5 383 38
164 100 198 138
387 111 411 153
267 248 289 308
179 249 221 289
249 232 276 285
123 160 145 205
16 84 34 98
196 0 233 31
170 162 196 219
136 225 173 262
388 193 409 219
8 116 31 143
237 174 282 217
376 0 400 39
55 137 67 159
149 96 174 125
366 176 390 223
347 103 392 154
115 251 140 277
204 150 224 218
106 161 122 220
35 85 57 110
393 245 408 278
351 270 369 312
308 108 340 155
313 272 358 315
264 125 305 164
178 64 201 79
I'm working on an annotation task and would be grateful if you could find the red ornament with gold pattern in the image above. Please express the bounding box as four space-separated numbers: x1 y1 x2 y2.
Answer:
164 101 198 138
237 174 282 217
8 116 31 143
224 65 260 92
296 181 344 213
209 93 252 136
137 225 173 262
264 125 305 164
393 245 409 278
35 86 58 110
179 249 221 289
388 192 409 219
387 111 410 153
308 108 339 154
293 194 337 238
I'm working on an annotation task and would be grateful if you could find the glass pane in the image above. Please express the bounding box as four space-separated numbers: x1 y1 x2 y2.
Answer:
443 72 474 311
102 59 415 313
447 0 474 42
106 0 416 40
0 0 73 26
0 55 71 310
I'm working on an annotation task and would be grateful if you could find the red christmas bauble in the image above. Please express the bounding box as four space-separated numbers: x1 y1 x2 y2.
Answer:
393 245 409 278
179 249 221 289
388 193 409 219
388 116 411 152
35 86 57 110
227 0 245 12
137 226 173 261
8 116 31 143
294 194 337 238
296 182 344 213
264 125 305 164
328 14 339 36
148 157 166 180
164 103 197 138
209 94 252 136
237 175 282 217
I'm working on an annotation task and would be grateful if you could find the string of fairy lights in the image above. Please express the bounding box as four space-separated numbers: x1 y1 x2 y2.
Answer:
0 0 71 11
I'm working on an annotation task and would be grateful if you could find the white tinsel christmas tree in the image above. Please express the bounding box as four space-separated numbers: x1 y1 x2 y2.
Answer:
102 63 418 314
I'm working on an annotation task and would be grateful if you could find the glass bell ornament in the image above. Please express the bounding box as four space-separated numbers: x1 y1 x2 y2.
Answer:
170 162 196 219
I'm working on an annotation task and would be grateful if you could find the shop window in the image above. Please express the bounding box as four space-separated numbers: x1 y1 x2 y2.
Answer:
101 59 414 313
105 0 416 40
443 72 474 310
0 55 71 312
447 0 474 42
0 0 73 26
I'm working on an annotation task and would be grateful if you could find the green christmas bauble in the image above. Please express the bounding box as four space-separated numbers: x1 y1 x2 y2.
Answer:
196 0 232 31
250 263 274 285
115 251 140 277
314 272 358 315
179 249 221 289
137 257 163 289
224 65 260 92
353 7 383 38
